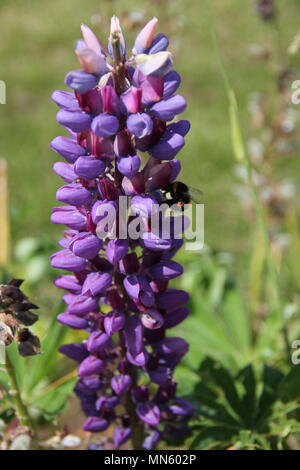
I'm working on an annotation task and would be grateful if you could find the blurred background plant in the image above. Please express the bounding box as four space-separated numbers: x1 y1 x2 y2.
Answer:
1 0 300 450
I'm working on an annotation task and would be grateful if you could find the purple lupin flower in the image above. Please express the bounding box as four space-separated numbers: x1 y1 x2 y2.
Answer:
51 16 192 450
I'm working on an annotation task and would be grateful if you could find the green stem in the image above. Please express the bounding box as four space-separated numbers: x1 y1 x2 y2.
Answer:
5 354 32 430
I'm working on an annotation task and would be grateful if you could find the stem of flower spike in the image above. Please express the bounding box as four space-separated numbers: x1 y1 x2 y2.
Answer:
112 32 144 450
111 33 126 95
5 354 32 431
111 32 126 191
124 365 144 450
118 334 144 449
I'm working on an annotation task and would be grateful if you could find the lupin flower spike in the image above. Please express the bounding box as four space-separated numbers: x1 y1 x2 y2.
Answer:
51 16 193 450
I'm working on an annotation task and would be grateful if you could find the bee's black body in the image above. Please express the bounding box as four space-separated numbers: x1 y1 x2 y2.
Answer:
162 181 192 209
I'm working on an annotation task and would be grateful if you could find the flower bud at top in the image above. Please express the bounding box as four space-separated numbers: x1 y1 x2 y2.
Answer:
81 24 103 55
132 17 158 55
109 16 126 60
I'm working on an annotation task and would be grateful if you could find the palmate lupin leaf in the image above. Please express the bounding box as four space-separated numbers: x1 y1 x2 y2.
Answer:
190 359 300 450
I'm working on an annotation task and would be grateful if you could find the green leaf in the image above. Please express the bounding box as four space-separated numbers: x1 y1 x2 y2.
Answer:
190 426 235 450
237 365 257 428
256 366 284 428
33 377 77 418
278 365 300 402
193 359 243 427
14 237 41 262
228 89 246 164
208 364 245 423
175 295 241 371
24 255 50 284
222 289 251 356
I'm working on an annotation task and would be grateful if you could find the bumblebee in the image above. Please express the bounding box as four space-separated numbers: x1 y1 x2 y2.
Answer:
162 181 202 210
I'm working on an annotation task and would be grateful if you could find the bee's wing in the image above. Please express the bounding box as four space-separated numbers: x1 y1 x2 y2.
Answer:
188 187 203 204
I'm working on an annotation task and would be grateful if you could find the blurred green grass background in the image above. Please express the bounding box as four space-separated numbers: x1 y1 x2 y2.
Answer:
1 0 299 257
1 1 300 446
